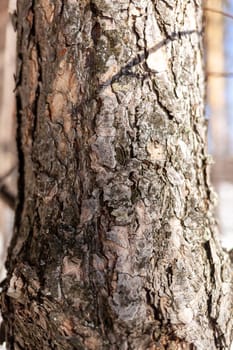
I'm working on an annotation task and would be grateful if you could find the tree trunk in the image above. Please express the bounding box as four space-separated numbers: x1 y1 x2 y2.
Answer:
205 0 228 158
1 1 233 349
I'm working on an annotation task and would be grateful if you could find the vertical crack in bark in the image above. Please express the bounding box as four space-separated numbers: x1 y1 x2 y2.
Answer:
204 240 228 349
145 287 161 321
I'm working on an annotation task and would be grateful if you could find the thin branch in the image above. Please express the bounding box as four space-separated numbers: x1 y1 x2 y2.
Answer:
0 185 15 210
207 72 233 77
0 166 16 210
0 166 16 187
204 7 233 21
204 7 233 78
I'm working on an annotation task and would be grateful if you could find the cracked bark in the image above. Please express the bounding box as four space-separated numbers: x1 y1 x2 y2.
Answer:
1 1 233 349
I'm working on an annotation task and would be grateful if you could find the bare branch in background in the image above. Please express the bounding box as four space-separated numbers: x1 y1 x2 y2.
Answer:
0 166 16 210
204 7 233 20
207 71 233 77
205 7 233 78
0 185 15 210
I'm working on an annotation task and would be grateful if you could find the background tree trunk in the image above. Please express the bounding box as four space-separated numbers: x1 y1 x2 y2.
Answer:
205 0 228 159
0 0 16 283
1 1 233 349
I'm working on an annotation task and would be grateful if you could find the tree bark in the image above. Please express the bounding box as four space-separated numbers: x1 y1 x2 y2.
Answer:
1 1 233 349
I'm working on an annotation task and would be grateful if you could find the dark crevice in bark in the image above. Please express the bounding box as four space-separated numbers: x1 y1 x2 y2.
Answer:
30 8 42 145
152 83 174 120
166 265 173 287
7 92 24 269
59 1 65 18
144 288 161 321
153 3 170 38
207 295 222 349
204 240 215 284
205 245 227 349
160 0 173 11
90 1 100 17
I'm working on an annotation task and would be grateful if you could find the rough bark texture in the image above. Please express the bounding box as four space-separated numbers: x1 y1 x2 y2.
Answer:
1 1 233 349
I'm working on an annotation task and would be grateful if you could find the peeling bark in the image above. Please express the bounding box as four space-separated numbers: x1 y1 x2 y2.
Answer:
1 1 233 349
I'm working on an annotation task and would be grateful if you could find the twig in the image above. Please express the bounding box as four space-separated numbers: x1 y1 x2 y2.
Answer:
204 7 233 21
207 72 233 77
204 8 233 78
0 166 17 210
0 185 15 210
0 166 16 186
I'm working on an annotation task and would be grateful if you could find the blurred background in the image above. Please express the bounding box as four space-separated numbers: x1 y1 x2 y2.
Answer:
0 0 232 297
206 0 233 250
0 0 16 285
0 1 16 348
